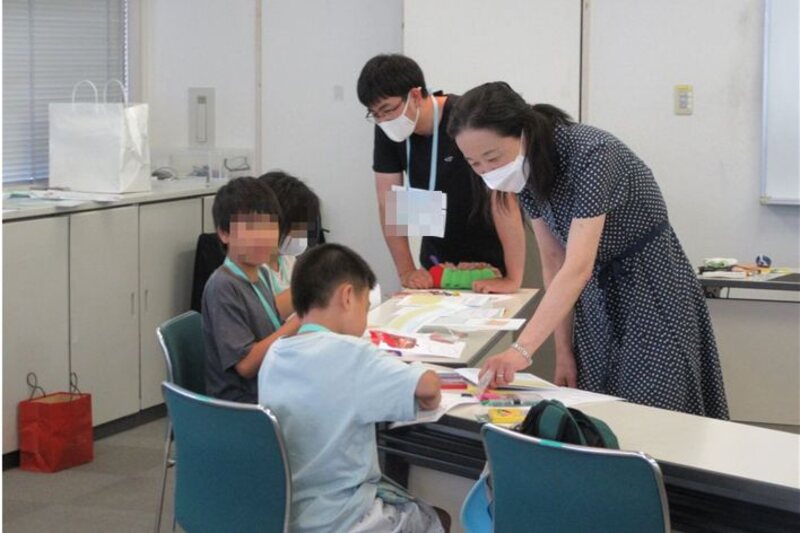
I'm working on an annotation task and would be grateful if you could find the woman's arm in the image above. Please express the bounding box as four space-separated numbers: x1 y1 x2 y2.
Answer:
480 214 606 386
473 193 525 294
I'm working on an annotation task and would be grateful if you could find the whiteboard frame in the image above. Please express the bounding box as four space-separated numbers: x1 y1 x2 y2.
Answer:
760 0 800 206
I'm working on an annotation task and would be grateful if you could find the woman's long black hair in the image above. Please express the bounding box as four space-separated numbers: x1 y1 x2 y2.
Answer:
448 82 573 210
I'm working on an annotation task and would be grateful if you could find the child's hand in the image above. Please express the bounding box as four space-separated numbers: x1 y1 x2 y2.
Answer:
415 370 442 410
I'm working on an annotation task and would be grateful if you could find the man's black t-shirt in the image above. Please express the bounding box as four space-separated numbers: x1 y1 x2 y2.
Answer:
372 93 505 273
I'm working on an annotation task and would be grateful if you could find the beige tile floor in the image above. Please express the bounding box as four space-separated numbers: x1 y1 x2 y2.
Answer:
3 418 176 533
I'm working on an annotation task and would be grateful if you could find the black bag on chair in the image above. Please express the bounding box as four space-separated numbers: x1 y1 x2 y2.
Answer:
191 233 226 312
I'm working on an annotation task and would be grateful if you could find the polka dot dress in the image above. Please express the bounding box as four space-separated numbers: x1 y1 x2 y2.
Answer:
519 123 729 419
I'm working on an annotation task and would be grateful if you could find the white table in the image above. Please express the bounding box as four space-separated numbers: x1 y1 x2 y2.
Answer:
367 288 540 367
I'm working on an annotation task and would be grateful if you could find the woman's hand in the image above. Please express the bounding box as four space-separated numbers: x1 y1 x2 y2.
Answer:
472 277 520 294
400 268 433 289
479 349 530 388
554 348 577 387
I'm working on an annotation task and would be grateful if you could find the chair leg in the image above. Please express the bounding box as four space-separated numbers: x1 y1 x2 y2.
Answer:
154 420 173 533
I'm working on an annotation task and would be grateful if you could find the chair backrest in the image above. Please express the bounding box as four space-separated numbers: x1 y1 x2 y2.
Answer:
483 424 670 533
162 382 292 533
157 311 206 395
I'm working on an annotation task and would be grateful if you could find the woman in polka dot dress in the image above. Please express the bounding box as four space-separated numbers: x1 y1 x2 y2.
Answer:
448 82 728 419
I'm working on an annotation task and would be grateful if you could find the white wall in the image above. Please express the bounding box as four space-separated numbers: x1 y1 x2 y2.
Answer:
585 0 800 266
404 0 582 117
260 0 403 294
141 0 257 167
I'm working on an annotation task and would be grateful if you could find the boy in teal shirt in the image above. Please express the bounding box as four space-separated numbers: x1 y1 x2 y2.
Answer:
258 243 447 532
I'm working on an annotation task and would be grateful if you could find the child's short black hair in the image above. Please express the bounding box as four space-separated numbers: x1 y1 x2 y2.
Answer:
212 176 283 233
291 244 376 317
357 54 429 108
258 170 322 246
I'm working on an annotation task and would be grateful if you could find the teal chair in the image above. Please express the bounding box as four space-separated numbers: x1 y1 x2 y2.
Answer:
154 311 206 532
462 424 670 533
162 382 292 533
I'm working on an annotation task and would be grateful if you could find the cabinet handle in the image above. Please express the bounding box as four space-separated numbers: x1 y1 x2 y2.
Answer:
130 292 135 315
144 289 149 312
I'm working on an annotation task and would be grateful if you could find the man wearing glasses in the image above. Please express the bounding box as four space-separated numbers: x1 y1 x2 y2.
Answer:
356 54 525 293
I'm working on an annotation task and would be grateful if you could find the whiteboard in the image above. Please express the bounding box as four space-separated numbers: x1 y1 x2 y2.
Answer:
403 0 582 119
762 0 800 205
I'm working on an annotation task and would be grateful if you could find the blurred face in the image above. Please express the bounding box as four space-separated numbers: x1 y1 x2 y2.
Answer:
219 213 280 266
455 128 523 176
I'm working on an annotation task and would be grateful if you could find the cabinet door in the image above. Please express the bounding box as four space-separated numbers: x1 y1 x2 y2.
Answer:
139 199 203 409
70 206 140 425
2 218 70 453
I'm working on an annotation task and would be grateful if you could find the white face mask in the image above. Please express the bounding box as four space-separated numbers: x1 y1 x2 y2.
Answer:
479 146 528 193
377 95 419 142
279 236 308 257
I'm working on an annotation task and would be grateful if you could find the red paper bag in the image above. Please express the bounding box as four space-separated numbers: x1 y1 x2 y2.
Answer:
18 391 94 472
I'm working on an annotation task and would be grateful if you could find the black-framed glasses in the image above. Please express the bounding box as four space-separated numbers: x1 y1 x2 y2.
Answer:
365 98 406 124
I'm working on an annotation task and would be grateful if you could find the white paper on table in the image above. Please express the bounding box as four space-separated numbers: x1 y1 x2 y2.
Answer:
536 388 622 407
429 308 503 325
396 293 494 308
375 333 466 359
390 392 480 429
384 305 454 333
456 318 525 331
456 368 558 390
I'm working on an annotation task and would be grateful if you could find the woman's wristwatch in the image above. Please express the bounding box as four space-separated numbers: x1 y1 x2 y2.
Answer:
510 341 532 364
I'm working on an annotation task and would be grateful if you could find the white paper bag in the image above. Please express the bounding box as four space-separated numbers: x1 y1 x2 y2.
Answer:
49 80 150 194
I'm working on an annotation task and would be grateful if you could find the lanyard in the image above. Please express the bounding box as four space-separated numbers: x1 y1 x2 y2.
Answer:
223 257 281 330
405 95 440 191
297 323 331 334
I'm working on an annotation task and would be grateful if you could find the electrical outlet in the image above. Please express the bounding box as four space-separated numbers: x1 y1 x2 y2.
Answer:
674 84 693 115
189 88 215 147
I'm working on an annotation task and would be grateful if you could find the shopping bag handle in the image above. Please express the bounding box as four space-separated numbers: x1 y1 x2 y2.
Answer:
69 372 83 395
26 372 47 400
103 79 129 104
71 80 100 104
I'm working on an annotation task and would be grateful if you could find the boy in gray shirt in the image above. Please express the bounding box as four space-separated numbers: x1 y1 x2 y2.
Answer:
202 177 300 403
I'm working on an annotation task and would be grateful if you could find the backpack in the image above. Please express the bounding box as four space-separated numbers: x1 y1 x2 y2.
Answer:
518 399 619 449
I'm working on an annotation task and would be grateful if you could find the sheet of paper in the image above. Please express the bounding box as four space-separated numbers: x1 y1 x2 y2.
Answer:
456 368 558 390
390 392 480 429
429 308 503 325
384 305 453 333
458 318 525 331
396 293 494 308
373 333 466 359
536 388 622 407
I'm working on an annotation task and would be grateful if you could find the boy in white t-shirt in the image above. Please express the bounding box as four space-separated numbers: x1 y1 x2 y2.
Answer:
258 243 448 532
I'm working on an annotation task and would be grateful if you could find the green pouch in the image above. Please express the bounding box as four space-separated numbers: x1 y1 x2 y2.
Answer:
440 267 496 289
518 399 619 449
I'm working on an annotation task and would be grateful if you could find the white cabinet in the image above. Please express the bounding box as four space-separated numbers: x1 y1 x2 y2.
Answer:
2 218 70 454
139 199 203 409
3 193 214 453
69 206 140 426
